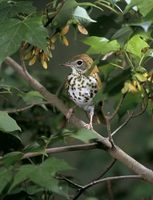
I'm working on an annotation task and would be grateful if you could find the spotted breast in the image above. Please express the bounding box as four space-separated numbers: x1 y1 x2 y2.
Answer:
63 54 102 129
67 74 98 111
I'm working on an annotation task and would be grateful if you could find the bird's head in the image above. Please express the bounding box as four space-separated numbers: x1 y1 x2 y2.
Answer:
62 54 94 74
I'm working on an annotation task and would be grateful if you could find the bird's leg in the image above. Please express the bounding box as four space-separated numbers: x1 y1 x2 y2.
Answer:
66 106 76 122
84 109 94 130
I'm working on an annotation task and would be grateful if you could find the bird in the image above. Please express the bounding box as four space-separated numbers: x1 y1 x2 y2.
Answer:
62 54 102 129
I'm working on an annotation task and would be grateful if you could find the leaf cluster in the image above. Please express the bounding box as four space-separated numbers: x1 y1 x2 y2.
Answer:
1 0 153 199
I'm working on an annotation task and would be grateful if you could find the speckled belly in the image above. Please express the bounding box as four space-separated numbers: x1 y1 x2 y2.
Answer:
67 74 98 109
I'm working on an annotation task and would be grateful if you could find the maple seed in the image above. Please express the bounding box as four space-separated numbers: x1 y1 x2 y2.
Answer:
50 35 57 43
29 55 37 65
42 61 48 69
24 51 32 60
77 24 88 35
62 36 69 46
61 24 70 35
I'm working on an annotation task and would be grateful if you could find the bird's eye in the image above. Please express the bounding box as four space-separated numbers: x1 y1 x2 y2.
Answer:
77 60 83 65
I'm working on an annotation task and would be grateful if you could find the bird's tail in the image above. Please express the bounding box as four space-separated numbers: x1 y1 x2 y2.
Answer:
93 101 106 125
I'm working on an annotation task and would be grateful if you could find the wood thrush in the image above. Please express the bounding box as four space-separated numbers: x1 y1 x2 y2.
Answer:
63 54 102 129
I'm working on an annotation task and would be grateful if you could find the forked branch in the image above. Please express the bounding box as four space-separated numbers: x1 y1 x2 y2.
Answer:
4 56 153 185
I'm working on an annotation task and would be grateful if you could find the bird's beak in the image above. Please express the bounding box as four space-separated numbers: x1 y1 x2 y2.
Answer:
61 62 72 67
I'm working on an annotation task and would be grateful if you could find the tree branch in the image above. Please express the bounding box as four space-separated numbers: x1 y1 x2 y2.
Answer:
94 159 116 181
0 102 49 113
22 143 99 159
4 56 153 185
72 175 142 200
111 111 133 137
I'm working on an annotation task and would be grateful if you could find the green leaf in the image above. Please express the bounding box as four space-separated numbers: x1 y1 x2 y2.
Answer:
134 73 147 82
10 164 36 191
125 0 153 17
11 157 71 194
0 168 12 193
83 36 120 54
118 93 141 118
103 69 131 96
130 21 152 32
23 185 44 195
23 142 44 153
23 16 48 50
22 91 44 105
39 157 72 176
72 128 97 143
125 35 149 58
0 112 21 132
144 49 153 57
0 1 36 23
30 170 59 192
0 16 48 64
52 0 78 27
0 18 24 64
73 6 96 23
112 26 133 45
3 151 23 167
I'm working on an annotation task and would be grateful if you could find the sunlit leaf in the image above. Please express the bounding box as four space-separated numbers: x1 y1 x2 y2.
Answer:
83 36 120 54
125 0 153 16
71 128 97 143
0 112 21 133
134 73 148 82
73 6 96 23
125 34 149 58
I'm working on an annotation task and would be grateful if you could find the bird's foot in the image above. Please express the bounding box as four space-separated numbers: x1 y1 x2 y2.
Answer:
84 123 93 130
66 108 74 122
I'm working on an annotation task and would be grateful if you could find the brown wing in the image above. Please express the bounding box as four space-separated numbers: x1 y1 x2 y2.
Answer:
90 66 102 90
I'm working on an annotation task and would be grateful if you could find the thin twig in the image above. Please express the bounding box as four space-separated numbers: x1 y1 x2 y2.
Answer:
109 94 126 120
72 175 142 200
94 159 116 181
124 52 135 69
106 116 113 142
56 175 82 189
111 111 133 137
132 99 148 118
101 52 114 61
0 102 49 113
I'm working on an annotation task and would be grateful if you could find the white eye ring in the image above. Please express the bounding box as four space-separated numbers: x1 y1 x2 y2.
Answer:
77 60 83 65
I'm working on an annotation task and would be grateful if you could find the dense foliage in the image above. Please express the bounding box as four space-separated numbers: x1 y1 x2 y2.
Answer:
1 0 153 199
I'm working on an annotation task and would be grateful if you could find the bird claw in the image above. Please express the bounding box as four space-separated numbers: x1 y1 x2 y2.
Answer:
84 123 93 130
66 108 74 122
